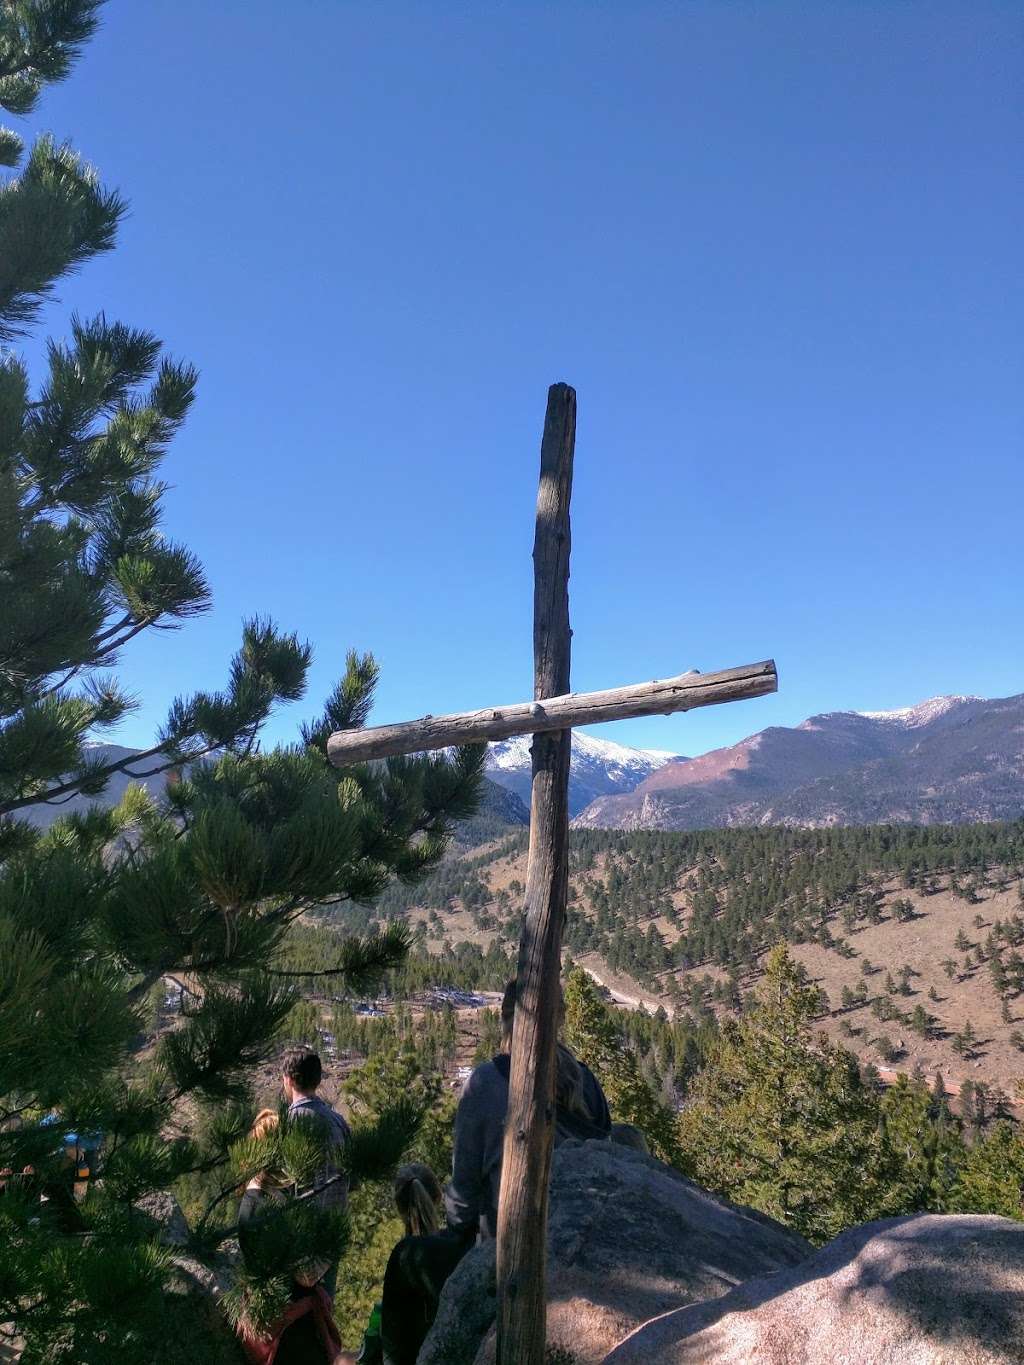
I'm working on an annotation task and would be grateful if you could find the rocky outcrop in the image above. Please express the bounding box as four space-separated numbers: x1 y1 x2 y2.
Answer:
136 1191 243 1362
417 1140 810 1365
603 1213 1024 1365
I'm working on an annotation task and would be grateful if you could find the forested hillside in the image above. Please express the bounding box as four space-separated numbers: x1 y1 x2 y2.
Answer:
155 818 1024 1346
360 820 1024 1100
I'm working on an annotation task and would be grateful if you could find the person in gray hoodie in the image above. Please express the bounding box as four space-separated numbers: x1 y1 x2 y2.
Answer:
281 1046 351 1297
444 978 611 1242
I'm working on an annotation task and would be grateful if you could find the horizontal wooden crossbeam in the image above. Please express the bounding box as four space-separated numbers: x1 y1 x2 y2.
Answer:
326 659 777 766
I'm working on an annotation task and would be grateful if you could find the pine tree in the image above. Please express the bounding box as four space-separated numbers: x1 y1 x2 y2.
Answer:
909 1004 931 1038
0 2 311 849
678 945 886 1244
1 665 486 1360
952 1021 977 1059
878 1075 964 1215
0 10 487 1358
950 1122 1024 1220
989 954 1007 997
872 995 897 1023
563 968 688 1168
874 1034 897 1062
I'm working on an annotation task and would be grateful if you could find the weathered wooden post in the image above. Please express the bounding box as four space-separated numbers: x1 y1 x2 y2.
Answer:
325 662 777 760
494 382 576 1365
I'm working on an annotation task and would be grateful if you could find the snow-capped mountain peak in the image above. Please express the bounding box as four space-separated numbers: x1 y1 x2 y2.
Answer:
855 696 979 728
488 730 676 772
486 730 683 816
573 732 679 766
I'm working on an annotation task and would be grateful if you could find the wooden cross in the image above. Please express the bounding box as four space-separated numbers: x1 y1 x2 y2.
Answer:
327 384 777 1365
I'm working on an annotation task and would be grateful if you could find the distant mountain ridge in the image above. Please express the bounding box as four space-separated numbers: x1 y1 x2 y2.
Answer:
19 744 172 829
19 694 1023 835
486 731 681 817
573 693 1024 830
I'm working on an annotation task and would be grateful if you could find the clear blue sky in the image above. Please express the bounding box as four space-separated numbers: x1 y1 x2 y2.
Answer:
20 1 1024 757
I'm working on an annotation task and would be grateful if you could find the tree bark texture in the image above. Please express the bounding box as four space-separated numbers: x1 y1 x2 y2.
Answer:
495 382 576 1365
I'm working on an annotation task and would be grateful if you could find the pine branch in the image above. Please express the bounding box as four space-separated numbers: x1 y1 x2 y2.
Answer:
0 739 169 812
3 620 312 814
300 650 379 752
266 921 411 986
0 136 125 340
37 662 87 698
0 3 105 102
90 612 133 647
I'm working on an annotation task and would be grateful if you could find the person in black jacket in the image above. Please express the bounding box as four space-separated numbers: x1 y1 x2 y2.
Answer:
357 1164 469 1365
444 977 611 1242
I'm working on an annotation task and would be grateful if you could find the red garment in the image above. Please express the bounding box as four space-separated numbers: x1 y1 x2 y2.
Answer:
237 1285 343 1365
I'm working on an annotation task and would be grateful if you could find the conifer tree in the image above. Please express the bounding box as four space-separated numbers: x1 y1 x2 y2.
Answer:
877 1075 964 1214
678 945 886 1244
909 1004 932 1038
563 967 687 1168
0 9 486 1359
950 1122 1024 1220
0 1 305 848
874 1034 897 1063
331 1042 460 1345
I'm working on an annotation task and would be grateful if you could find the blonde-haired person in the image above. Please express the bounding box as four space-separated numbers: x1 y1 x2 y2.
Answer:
393 1162 442 1236
444 977 610 1244
356 1164 470 1365
236 1108 351 1365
